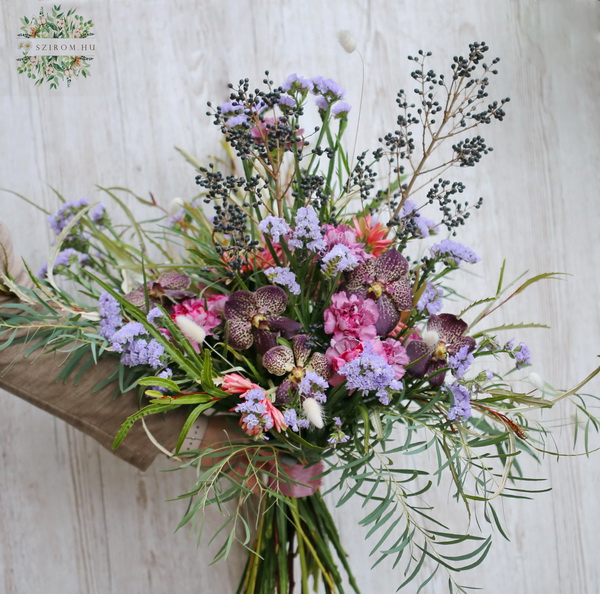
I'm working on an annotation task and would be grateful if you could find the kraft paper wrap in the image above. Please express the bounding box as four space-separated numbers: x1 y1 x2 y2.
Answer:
0 221 186 470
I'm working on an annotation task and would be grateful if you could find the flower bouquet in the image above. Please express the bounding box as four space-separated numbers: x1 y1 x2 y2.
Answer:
2 41 599 593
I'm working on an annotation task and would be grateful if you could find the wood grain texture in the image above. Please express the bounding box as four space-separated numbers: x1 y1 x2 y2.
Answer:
1 1 599 592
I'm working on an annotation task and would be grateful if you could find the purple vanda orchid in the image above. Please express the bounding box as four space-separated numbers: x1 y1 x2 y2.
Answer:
124 272 195 311
344 249 412 336
263 335 331 404
406 313 476 387
224 286 301 354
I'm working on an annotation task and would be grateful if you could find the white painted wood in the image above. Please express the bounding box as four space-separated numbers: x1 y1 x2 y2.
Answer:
1 1 599 592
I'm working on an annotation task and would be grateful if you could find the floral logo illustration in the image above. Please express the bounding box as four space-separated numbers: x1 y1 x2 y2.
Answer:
17 5 95 89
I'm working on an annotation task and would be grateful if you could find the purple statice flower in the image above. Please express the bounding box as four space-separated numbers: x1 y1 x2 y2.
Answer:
110 322 147 353
98 291 122 340
311 76 345 100
430 239 480 266
338 344 399 405
120 338 165 369
299 371 328 403
513 342 531 368
448 344 474 379
146 306 163 326
416 283 444 315
315 96 328 111
484 370 494 380
152 368 173 394
447 382 472 421
400 199 436 238
53 248 89 269
283 408 300 432
220 101 244 114
227 114 249 127
265 267 301 295
167 208 185 228
288 206 325 252
327 417 350 445
321 244 359 276
259 215 292 243
504 339 515 351
282 73 311 94
37 263 48 279
48 198 89 235
90 203 108 226
331 102 351 117
278 95 296 109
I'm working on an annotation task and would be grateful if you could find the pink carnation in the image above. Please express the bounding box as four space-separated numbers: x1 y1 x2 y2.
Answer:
378 337 409 380
206 294 229 314
172 298 221 337
323 224 370 262
324 292 379 342
325 336 365 386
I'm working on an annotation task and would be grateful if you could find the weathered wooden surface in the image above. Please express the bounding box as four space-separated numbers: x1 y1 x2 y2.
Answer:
1 1 599 592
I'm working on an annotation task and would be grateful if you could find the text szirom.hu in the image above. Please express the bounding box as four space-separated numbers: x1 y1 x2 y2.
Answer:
21 39 96 57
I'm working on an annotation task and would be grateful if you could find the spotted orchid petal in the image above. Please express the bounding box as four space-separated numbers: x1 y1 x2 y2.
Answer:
227 318 254 350
123 286 146 307
426 359 448 387
157 272 191 290
263 345 295 375
452 335 477 354
428 314 470 347
307 352 332 380
224 291 257 321
292 335 311 367
369 249 409 282
255 285 287 315
386 277 413 311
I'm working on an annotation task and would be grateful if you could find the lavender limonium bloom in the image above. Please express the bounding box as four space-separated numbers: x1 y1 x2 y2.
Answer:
448 344 474 379
416 283 444 315
259 216 292 244
288 206 326 252
447 382 472 421
98 291 122 340
265 267 301 295
338 344 402 405
321 244 359 277
430 239 480 266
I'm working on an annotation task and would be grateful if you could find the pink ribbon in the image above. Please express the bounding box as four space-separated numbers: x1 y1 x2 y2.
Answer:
272 459 324 498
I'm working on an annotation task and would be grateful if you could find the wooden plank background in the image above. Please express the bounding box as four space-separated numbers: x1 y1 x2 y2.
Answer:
1 1 599 592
